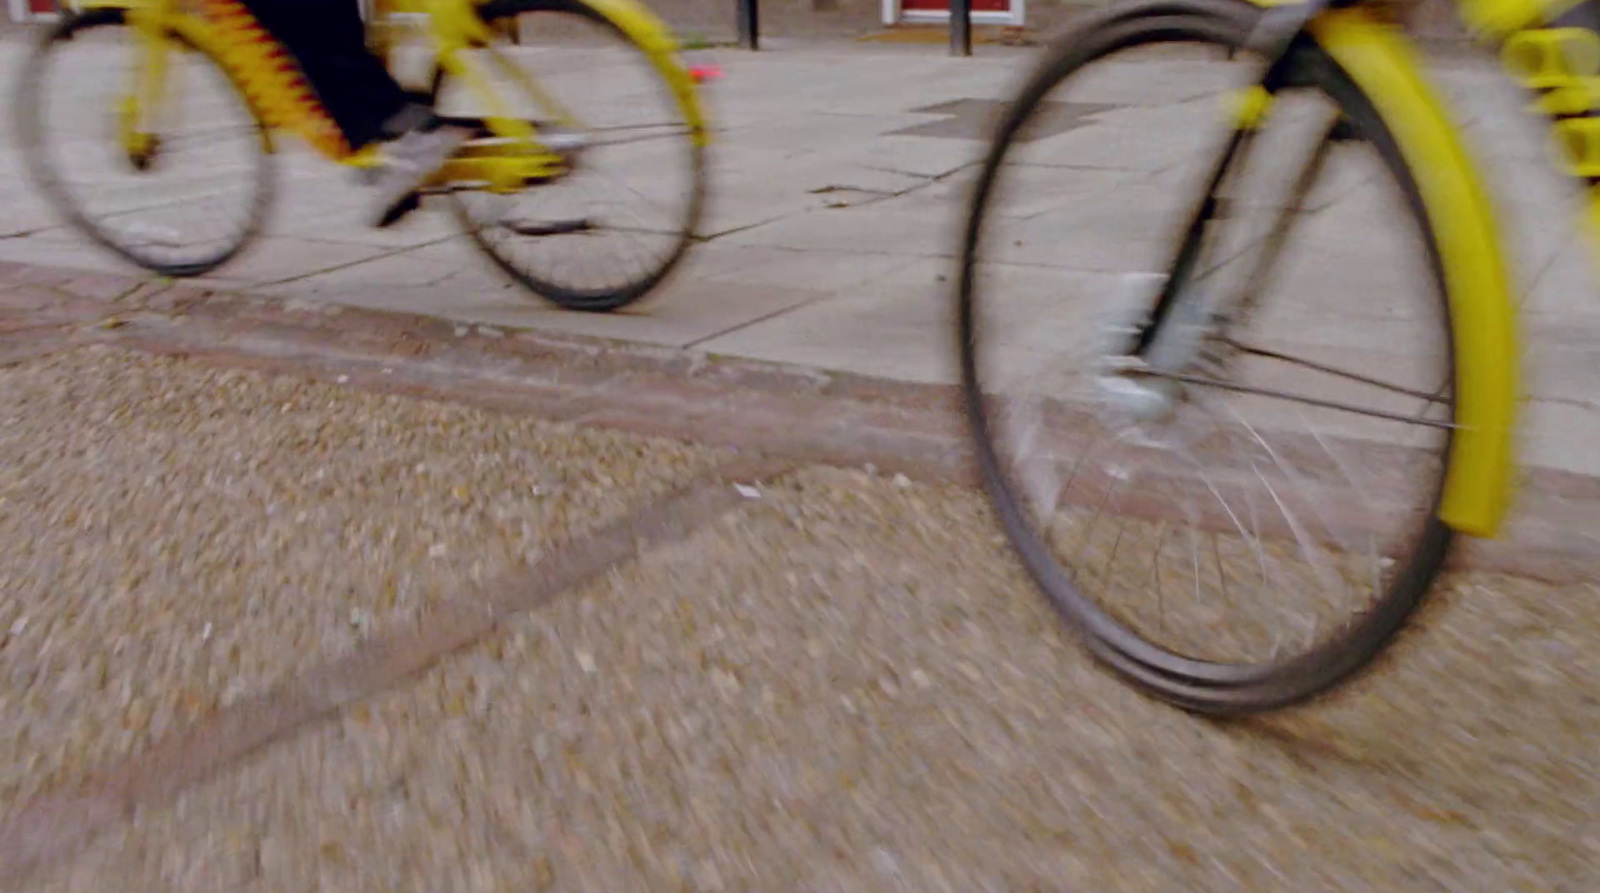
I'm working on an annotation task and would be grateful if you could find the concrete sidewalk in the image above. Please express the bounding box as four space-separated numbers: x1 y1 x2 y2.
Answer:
3 35 1599 479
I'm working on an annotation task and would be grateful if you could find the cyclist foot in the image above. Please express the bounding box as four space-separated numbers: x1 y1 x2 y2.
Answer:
371 125 471 228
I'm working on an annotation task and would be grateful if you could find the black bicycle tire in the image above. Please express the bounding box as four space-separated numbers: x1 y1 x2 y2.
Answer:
12 8 275 279
956 0 1457 714
451 0 708 313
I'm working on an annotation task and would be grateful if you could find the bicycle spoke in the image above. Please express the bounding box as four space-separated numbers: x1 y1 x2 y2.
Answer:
1223 339 1446 403
1296 408 1383 559
1135 368 1457 429
1213 397 1358 554
1201 111 1343 322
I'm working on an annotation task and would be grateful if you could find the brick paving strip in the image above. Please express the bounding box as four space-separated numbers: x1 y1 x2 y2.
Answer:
0 258 1594 880
0 259 1593 582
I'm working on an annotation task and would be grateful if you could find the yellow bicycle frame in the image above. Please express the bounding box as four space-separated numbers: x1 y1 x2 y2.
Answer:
90 0 708 192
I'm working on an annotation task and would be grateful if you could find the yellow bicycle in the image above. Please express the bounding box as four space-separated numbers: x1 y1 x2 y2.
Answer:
14 0 712 311
957 0 1557 712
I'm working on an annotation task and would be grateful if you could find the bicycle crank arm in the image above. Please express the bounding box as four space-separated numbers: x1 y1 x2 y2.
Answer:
433 147 569 190
432 116 590 149
501 218 593 237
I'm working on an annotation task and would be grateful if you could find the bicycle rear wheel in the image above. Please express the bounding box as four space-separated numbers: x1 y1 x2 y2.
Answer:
445 0 708 312
958 0 1457 713
13 9 273 278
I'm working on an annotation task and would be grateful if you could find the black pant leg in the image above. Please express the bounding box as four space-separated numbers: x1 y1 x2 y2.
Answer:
244 0 410 149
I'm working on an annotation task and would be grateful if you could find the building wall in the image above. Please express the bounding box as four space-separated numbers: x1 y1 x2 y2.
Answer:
626 0 886 40
5 0 1473 45
6 0 58 23
635 0 1474 42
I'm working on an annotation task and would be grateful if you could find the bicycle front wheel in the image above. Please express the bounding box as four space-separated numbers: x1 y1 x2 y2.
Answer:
13 8 273 278
959 0 1458 713
444 0 708 312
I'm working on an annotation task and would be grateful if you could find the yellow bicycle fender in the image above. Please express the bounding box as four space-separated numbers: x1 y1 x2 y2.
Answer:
1308 9 1519 538
565 0 712 145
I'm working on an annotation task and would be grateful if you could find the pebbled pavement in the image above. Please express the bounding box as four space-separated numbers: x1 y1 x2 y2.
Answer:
0 261 1594 890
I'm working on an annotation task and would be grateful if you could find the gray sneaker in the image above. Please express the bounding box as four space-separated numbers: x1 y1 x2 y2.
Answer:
371 126 470 228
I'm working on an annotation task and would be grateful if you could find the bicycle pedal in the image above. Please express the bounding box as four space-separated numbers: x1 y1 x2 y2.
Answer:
501 217 592 237
375 192 422 229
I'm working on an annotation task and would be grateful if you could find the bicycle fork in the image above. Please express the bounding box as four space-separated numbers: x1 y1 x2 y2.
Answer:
1103 0 1336 420
120 3 178 170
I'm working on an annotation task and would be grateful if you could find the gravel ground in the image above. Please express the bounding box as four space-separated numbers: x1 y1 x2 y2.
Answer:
5 349 1600 891
0 346 726 812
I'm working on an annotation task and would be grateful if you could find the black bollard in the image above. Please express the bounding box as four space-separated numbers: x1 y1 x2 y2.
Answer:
950 0 972 56
738 0 760 50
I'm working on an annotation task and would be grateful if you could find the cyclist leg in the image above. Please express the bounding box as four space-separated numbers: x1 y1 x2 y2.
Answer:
245 0 408 149
244 0 469 225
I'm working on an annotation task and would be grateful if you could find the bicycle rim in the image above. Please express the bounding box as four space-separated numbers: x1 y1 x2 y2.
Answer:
957 0 1457 713
14 9 274 278
448 0 707 312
